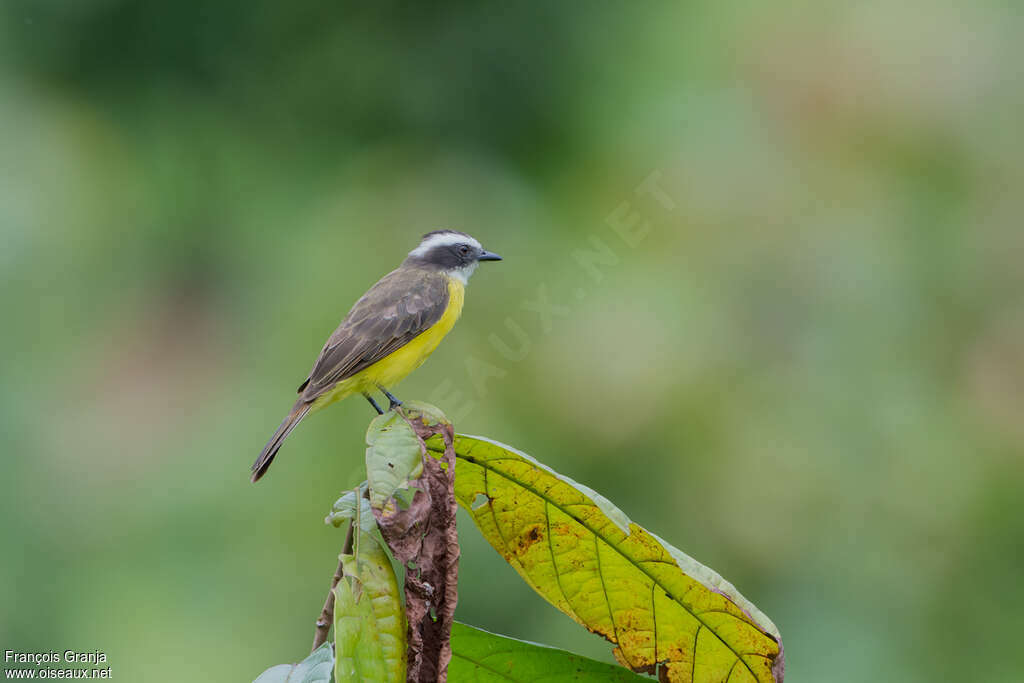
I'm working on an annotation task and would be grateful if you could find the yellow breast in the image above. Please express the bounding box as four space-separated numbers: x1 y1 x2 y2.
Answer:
364 275 465 388
311 276 465 410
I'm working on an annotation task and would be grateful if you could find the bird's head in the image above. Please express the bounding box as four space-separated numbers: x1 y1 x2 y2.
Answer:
404 230 502 283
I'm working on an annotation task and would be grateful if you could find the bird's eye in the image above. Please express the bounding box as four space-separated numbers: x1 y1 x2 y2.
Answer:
459 245 470 255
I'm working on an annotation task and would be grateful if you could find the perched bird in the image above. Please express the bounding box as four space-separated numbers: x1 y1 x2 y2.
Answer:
251 230 502 482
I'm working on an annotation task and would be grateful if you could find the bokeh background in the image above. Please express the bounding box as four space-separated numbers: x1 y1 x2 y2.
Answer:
2 1 1023 681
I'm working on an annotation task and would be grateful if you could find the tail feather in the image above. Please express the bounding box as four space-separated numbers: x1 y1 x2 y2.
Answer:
251 403 311 482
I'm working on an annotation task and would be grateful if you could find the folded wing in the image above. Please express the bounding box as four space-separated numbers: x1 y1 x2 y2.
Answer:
299 268 450 401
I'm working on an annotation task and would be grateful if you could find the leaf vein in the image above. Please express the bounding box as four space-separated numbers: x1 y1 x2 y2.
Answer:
545 500 584 624
450 652 518 681
651 583 659 666
691 624 702 682
595 533 632 668
483 465 514 566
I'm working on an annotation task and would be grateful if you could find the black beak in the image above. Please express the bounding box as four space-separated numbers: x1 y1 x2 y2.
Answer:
479 250 503 262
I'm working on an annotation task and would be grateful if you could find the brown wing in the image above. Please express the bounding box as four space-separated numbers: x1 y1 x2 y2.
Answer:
297 267 449 402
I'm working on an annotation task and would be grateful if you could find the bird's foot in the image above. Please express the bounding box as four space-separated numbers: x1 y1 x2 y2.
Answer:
379 386 404 411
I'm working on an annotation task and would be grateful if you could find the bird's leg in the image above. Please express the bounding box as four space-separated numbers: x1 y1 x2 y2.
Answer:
363 392 384 415
378 385 403 411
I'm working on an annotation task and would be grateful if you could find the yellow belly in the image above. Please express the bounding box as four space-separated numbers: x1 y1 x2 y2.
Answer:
310 276 465 411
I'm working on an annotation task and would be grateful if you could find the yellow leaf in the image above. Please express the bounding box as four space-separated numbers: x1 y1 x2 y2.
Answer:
431 435 784 683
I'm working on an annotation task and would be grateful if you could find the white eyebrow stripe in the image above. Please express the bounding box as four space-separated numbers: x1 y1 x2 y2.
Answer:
409 232 481 257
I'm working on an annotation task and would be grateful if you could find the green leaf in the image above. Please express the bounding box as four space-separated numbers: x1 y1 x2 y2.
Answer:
333 530 406 683
325 485 376 533
449 622 650 682
253 642 333 683
365 411 424 511
432 435 784 683
325 485 392 550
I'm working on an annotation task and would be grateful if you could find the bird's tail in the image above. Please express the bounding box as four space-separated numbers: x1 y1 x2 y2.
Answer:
251 402 311 482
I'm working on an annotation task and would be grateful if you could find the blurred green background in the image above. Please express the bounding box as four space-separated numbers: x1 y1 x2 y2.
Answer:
2 1 1022 681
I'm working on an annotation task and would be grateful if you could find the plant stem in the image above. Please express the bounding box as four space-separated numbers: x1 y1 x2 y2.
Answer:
311 522 354 652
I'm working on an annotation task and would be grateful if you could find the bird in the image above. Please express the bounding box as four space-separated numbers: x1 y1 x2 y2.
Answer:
251 230 502 482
